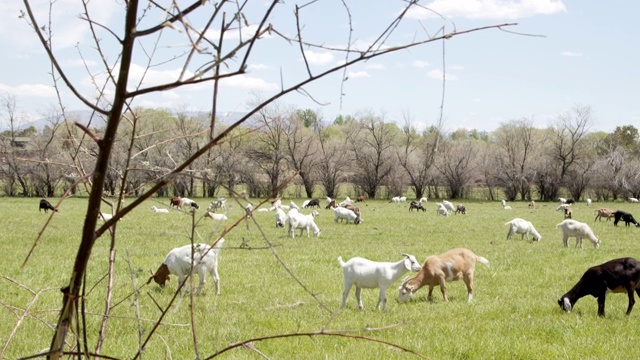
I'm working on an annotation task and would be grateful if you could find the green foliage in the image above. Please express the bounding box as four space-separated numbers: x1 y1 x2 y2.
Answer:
3 198 640 359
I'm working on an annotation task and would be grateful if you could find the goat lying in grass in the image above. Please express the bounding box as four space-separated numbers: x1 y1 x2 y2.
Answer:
397 248 489 304
338 254 422 310
558 257 640 317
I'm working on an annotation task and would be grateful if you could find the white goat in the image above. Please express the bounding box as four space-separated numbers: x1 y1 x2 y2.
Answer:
556 204 571 211
287 209 321 238
339 196 353 207
151 205 169 213
586 198 592 206
442 200 456 213
289 201 300 210
501 199 507 207
630 197 639 203
436 203 450 216
275 207 287 228
390 196 401 203
181 197 200 209
332 206 362 224
558 197 567 204
204 211 228 222
148 239 225 295
419 197 428 203
208 198 226 211
556 219 600 249
338 254 422 310
505 218 541 241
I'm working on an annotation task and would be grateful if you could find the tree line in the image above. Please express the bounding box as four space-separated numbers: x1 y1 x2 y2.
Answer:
3 98 639 202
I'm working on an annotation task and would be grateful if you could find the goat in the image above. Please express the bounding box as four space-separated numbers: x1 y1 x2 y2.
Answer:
204 211 228 222
455 204 466 215
528 200 536 209
169 196 182 209
151 205 169 213
181 197 200 210
629 197 639 203
419 197 428 203
556 204 571 212
501 200 512 210
564 206 573 219
356 195 366 202
208 198 227 211
614 210 640 227
39 199 57 213
558 197 567 204
148 239 224 295
409 201 426 212
332 206 362 224
505 218 541 241
556 219 600 249
558 257 640 317
390 196 401 203
275 207 287 228
325 199 337 209
342 203 362 218
287 209 321 238
339 197 353 207
594 208 615 222
338 254 422 310
436 203 450 216
442 200 456 213
587 198 592 206
397 248 489 303
304 199 320 208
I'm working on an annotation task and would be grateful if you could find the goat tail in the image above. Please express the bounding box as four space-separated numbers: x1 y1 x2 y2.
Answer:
477 256 490 268
337 256 346 267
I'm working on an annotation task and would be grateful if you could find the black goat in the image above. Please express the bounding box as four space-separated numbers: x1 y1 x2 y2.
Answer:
408 201 425 212
455 204 466 215
304 199 320 208
39 199 57 213
558 257 640 317
613 210 640 227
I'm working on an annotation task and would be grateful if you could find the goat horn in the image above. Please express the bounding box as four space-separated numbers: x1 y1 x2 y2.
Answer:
401 253 409 258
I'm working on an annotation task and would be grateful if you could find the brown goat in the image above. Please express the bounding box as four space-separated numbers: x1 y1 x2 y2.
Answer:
564 205 573 219
594 208 615 222
528 200 536 209
169 196 182 209
325 199 337 209
356 195 366 202
397 248 489 303
342 204 361 217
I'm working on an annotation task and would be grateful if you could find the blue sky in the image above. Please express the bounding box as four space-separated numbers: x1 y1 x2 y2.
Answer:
1 1 638 134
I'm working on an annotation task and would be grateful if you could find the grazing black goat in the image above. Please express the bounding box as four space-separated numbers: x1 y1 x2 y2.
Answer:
39 199 57 213
613 210 640 227
408 201 426 212
558 257 640 317
455 204 467 215
304 199 320 208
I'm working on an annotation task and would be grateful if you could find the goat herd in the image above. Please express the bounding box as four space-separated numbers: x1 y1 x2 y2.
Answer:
37 194 640 318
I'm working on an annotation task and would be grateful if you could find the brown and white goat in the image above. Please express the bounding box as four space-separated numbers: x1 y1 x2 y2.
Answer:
397 248 489 303
594 208 615 222
170 196 183 209
558 257 640 317
528 200 536 209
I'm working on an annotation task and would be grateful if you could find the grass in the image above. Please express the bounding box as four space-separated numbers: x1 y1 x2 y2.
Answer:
1 197 640 359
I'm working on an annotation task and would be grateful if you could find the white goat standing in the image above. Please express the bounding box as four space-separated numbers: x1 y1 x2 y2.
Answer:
332 206 362 224
287 209 320 238
556 219 600 249
275 207 287 228
436 203 450 216
442 200 456 213
338 254 422 310
148 239 225 295
419 197 428 203
505 218 541 241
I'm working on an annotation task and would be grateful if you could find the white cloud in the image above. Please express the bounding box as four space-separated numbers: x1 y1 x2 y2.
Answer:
412 60 430 68
0 83 56 97
219 74 278 91
561 51 583 57
248 63 269 71
427 69 458 81
366 63 386 70
303 50 335 66
406 0 567 20
347 71 370 79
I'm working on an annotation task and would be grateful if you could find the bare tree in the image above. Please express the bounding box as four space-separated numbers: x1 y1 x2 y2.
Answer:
492 119 536 200
284 110 319 198
18 1 516 358
314 121 349 199
435 138 479 199
397 117 442 200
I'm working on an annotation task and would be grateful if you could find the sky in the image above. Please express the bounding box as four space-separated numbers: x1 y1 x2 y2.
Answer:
1 1 639 134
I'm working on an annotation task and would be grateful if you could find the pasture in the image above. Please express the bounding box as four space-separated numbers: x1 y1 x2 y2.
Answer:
2 197 640 359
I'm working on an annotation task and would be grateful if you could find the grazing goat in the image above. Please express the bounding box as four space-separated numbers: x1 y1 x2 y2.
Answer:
390 196 401 203
287 209 321 238
629 197 639 203
528 200 536 209
339 197 353 207
556 204 571 212
409 201 426 212
564 206 573 219
397 248 489 303
39 199 57 213
594 208 615 222
304 199 320 208
151 205 169 213
332 206 362 224
338 254 422 310
169 196 182 209
342 203 362 218
556 219 600 249
558 197 567 204
436 203 450 216
180 197 199 210
419 197 428 203
442 200 456 213
614 210 640 227
325 199 337 209
587 198 592 206
204 211 228 222
505 218 541 241
208 198 227 211
275 207 287 228
148 239 225 295
558 257 640 317
455 204 466 215
356 195 366 202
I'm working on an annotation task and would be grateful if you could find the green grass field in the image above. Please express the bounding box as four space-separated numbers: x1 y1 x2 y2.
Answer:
2 197 640 359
